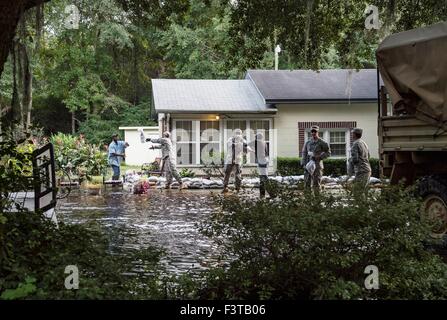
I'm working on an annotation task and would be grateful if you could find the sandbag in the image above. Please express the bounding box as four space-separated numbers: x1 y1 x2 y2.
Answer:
305 160 316 175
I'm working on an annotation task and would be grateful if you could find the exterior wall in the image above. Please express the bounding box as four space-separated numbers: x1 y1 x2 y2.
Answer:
119 126 160 166
274 103 379 158
167 113 277 174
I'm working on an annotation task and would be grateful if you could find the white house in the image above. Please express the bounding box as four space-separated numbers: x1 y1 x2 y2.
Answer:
119 126 160 166
151 69 380 173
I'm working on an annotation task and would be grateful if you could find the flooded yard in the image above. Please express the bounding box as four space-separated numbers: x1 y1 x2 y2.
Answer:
57 189 230 275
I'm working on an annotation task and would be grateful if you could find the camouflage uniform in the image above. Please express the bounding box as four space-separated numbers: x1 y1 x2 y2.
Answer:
348 138 371 193
301 138 331 192
223 132 252 191
150 137 182 187
248 132 269 197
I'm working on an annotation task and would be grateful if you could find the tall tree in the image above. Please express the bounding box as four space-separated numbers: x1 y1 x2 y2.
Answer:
0 0 49 78
225 0 447 69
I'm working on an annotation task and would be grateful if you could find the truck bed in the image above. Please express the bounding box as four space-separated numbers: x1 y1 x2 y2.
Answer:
380 115 447 152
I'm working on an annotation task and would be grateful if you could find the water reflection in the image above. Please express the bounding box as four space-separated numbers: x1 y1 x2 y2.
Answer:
57 189 227 275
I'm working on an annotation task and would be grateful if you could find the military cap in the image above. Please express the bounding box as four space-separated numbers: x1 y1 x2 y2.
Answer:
352 128 363 135
310 125 320 132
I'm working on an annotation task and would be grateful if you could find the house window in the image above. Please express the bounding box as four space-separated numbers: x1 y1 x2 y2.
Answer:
174 120 221 165
200 121 220 165
225 119 272 165
226 120 247 137
174 119 272 166
329 131 346 157
305 129 348 158
175 120 196 165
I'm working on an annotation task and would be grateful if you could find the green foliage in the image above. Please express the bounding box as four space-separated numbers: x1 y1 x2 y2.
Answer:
141 160 160 174
77 115 120 147
0 133 35 199
197 187 447 299
227 0 447 69
0 133 165 300
33 95 72 135
78 103 155 146
369 158 380 178
50 133 108 179
1 277 37 300
160 0 242 78
276 157 304 177
276 157 380 177
179 168 196 178
0 59 13 111
0 210 165 299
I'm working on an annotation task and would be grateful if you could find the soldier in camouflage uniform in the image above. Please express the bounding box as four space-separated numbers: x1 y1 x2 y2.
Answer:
147 132 184 189
348 128 371 194
301 125 331 193
223 129 253 193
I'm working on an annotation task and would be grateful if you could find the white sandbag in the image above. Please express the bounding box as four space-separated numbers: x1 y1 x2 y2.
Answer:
305 160 316 175
138 128 146 143
369 177 381 184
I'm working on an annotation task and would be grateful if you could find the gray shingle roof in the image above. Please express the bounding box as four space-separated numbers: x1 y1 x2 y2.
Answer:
246 69 379 103
152 79 273 113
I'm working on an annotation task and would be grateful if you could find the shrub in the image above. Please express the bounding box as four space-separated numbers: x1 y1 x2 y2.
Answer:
0 134 165 299
276 157 380 177
1 133 218 300
0 211 166 299
78 102 156 146
197 188 447 299
50 133 108 179
369 158 380 178
276 157 303 176
179 168 195 178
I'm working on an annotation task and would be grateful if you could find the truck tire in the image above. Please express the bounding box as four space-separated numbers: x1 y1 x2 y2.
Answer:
417 176 447 238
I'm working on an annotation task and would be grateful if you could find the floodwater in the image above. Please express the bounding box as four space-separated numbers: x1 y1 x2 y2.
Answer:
57 189 231 275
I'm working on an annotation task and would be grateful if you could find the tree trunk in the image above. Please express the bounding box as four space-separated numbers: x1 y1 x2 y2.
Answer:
0 0 49 78
133 44 139 106
71 111 75 134
23 44 33 131
10 42 20 125
18 16 26 127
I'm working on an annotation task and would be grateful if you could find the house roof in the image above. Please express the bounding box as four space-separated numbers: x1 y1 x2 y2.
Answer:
246 69 379 103
152 79 274 113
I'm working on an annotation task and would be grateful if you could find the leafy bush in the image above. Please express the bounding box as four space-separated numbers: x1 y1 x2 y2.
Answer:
77 115 119 147
369 158 380 178
78 102 156 146
179 168 196 178
0 132 35 213
50 133 108 179
276 157 380 177
0 210 166 299
141 161 160 174
0 134 165 300
196 188 447 299
276 157 304 176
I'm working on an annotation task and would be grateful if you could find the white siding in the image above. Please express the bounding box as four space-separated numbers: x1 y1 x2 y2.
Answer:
274 103 379 158
119 126 160 166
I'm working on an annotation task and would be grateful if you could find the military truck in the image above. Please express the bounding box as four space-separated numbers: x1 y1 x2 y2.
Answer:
377 22 447 237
